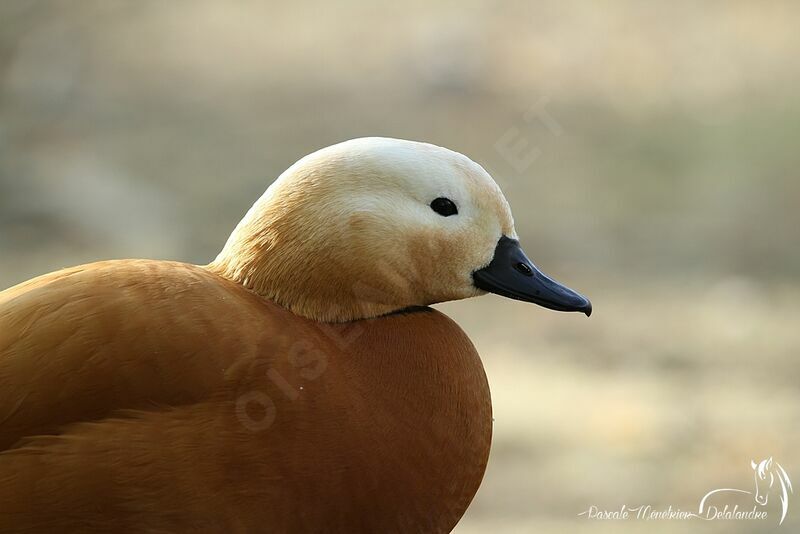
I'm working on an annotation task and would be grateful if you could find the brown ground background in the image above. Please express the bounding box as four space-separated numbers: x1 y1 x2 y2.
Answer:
1 2 799 532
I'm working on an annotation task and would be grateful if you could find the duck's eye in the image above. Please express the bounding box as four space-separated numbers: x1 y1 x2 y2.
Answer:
430 197 458 217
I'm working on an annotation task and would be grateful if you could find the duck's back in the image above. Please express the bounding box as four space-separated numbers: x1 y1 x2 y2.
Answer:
0 260 492 533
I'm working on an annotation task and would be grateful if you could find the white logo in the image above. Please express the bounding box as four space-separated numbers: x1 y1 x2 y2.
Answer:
579 456 792 525
699 457 793 525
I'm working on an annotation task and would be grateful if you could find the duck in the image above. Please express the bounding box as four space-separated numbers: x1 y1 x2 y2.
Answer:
0 137 591 533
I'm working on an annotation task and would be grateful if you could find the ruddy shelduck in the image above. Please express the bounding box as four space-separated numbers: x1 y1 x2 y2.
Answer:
0 137 591 533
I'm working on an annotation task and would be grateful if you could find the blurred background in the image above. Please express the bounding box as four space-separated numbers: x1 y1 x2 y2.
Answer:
1 1 799 532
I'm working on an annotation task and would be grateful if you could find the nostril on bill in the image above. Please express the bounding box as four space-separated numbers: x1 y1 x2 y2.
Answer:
514 262 533 276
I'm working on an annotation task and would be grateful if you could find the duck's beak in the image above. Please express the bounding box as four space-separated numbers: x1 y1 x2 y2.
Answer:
473 236 592 317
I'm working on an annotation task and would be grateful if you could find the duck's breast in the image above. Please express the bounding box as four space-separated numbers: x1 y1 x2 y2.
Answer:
242 307 493 533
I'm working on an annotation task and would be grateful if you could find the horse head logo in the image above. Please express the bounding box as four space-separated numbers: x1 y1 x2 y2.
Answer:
751 457 793 523
699 456 793 525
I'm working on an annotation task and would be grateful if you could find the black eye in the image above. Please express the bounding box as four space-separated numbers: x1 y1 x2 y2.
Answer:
430 197 458 217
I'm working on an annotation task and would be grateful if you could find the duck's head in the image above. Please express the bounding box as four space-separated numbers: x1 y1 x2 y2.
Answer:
210 137 591 322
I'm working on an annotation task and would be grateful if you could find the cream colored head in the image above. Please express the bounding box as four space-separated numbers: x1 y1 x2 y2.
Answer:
209 137 518 322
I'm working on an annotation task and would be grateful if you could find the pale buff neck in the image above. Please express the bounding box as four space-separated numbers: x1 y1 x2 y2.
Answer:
205 196 422 323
